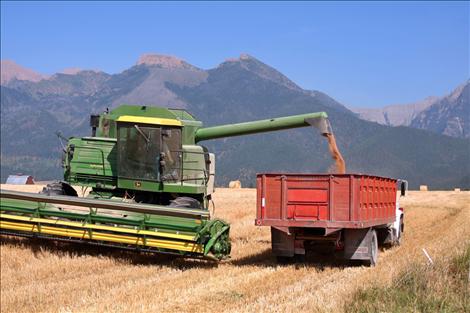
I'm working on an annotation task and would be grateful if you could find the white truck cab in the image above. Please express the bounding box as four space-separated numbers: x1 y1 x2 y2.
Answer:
392 180 407 244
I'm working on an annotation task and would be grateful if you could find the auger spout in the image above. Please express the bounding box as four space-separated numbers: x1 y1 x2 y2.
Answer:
195 112 330 142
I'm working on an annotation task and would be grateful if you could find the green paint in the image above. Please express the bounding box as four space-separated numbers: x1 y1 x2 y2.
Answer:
195 111 328 142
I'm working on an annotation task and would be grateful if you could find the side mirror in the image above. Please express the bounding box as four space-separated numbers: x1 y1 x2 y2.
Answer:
400 181 406 197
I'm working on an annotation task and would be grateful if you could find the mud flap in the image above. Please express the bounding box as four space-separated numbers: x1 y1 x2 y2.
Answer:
271 227 295 257
343 228 376 262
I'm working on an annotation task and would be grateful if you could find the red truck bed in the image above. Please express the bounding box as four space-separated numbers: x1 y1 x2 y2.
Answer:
256 173 397 229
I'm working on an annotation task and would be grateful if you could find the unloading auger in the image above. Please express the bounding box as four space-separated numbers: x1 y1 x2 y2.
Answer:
0 105 333 260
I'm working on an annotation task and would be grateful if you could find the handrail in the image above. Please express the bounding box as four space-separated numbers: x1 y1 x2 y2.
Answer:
0 190 210 219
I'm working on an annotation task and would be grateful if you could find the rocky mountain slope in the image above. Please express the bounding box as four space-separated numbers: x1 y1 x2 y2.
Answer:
0 60 48 84
353 96 439 126
352 81 469 138
410 80 469 138
1 54 469 189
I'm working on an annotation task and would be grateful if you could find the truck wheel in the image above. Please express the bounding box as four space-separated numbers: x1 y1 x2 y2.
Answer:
276 256 295 264
396 216 404 246
364 229 378 267
294 254 306 263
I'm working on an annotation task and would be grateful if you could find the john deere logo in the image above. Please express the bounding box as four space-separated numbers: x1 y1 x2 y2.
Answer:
134 181 142 188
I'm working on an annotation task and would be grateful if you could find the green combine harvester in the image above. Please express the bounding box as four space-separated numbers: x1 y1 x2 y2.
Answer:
0 105 331 260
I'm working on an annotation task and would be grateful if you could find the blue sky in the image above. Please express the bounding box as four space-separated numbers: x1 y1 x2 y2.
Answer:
1 1 468 107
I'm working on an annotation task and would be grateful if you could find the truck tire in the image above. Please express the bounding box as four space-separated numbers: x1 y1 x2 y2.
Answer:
276 256 295 264
364 229 378 267
396 216 404 246
294 254 306 263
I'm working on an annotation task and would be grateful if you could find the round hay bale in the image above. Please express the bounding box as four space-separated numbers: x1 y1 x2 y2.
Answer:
419 185 428 191
228 180 241 188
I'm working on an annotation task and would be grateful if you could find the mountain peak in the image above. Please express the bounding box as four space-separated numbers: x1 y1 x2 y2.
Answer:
60 67 83 75
1 60 48 84
448 79 469 101
240 53 255 60
410 79 470 138
220 53 301 91
136 54 196 70
58 67 104 75
223 53 257 63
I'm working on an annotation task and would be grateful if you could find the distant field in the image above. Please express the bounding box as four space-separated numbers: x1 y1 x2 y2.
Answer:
1 186 469 313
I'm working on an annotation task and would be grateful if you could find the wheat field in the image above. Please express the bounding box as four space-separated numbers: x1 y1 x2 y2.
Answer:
1 185 469 313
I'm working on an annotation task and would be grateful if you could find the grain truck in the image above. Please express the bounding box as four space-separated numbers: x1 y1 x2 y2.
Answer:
256 173 406 265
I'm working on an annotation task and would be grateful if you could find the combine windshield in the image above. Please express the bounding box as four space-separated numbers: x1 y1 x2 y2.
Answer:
161 127 182 181
117 123 181 182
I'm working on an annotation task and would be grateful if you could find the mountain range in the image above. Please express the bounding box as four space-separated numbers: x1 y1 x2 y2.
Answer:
352 80 469 138
1 55 469 189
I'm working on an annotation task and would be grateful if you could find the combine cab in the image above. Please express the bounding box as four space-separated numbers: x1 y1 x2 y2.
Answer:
1 105 332 260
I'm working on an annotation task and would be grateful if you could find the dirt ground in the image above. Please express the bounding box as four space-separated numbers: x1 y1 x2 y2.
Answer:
1 185 469 313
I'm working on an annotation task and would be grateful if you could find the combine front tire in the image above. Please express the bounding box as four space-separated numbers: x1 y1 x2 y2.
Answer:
40 181 78 197
169 197 200 209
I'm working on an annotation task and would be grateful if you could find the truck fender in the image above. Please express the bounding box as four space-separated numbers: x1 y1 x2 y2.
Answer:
271 227 295 257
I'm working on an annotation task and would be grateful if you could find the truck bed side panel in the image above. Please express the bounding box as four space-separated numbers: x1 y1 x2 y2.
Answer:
256 174 397 229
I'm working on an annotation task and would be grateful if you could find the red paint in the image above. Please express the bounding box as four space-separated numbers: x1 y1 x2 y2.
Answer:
256 173 397 229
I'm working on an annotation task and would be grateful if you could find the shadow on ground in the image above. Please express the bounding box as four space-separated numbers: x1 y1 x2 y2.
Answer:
2 235 370 270
231 248 353 270
0 235 218 270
